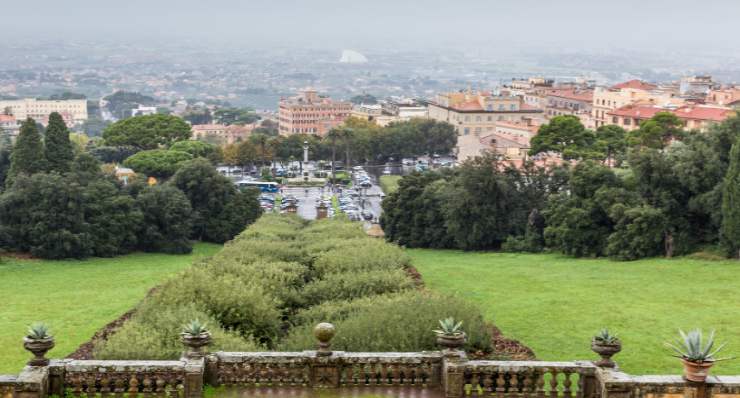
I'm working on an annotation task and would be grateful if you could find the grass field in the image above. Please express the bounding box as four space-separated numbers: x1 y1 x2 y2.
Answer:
408 249 740 375
379 175 401 194
0 243 221 374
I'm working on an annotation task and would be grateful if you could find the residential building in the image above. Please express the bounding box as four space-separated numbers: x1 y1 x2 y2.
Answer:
426 90 543 137
706 87 740 106
591 80 684 128
544 88 594 127
278 90 352 135
131 105 158 117
352 97 428 127
0 114 19 139
607 104 733 132
680 75 715 97
191 123 254 145
0 98 88 126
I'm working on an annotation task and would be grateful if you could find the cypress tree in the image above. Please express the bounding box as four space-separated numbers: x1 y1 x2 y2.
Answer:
44 112 74 173
721 141 740 258
6 118 46 185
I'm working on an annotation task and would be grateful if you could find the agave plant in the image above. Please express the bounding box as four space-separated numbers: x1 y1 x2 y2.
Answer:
27 322 51 340
434 317 464 336
182 320 209 336
666 329 729 362
594 328 620 345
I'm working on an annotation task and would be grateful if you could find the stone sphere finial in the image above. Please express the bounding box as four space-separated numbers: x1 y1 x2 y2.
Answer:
314 322 336 356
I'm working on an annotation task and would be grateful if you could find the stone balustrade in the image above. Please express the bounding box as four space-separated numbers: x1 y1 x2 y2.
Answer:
444 360 599 398
210 351 442 389
6 322 740 398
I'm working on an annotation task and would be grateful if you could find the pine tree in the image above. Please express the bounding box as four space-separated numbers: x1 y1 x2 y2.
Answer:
6 118 46 185
44 112 74 173
721 141 740 258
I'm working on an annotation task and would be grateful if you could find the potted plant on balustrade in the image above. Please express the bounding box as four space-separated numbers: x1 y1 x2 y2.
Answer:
434 317 466 353
180 320 212 358
666 329 731 382
23 322 55 366
591 328 621 368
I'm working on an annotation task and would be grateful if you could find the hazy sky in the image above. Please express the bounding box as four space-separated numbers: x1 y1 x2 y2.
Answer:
2 0 739 53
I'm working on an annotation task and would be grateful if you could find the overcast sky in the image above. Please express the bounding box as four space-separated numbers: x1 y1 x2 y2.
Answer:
2 0 738 53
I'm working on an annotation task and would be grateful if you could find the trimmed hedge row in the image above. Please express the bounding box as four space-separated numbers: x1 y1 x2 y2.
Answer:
95 215 492 359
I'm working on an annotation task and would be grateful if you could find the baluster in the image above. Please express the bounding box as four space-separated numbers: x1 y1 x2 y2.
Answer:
114 374 126 398
128 374 140 398
142 374 153 395
562 371 573 398
521 370 532 398
392 363 401 385
155 374 166 396
71 373 84 397
496 372 506 398
549 370 559 398
86 374 97 398
535 370 545 398
576 372 586 398
421 362 431 386
100 374 111 397
513 372 524 398
479 371 491 395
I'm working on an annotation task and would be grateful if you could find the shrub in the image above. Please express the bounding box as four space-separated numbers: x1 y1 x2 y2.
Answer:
135 185 193 254
311 239 410 277
300 269 413 306
280 291 492 353
95 305 259 360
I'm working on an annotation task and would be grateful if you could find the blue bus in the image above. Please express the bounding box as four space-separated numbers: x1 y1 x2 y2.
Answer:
235 180 280 193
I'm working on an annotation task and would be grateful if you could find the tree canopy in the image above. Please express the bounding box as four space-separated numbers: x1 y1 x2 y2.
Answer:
102 114 191 150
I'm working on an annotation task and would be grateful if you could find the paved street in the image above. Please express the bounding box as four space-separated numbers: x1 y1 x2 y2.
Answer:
281 178 384 221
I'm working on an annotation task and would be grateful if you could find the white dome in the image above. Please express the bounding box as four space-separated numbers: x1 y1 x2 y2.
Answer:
339 50 368 64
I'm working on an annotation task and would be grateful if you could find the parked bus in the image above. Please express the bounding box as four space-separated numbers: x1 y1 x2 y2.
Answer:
235 180 280 193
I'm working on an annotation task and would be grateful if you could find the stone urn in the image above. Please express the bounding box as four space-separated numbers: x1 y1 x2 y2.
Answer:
314 322 336 357
436 333 466 352
682 358 715 383
180 332 212 358
591 339 621 368
23 336 55 366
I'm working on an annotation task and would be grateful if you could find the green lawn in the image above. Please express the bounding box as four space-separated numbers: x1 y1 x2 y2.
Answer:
0 243 221 374
408 249 740 375
379 175 401 194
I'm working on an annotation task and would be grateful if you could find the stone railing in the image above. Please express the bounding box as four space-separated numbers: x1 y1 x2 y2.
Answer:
444 360 599 398
599 369 740 398
6 322 740 398
209 351 442 388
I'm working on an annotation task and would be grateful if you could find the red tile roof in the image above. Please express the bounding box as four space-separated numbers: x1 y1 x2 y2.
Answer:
608 104 733 122
454 100 484 111
611 80 658 91
546 88 593 102
0 115 15 122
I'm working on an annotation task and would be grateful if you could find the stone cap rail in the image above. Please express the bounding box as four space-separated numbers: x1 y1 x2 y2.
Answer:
1 376 18 398
598 369 740 396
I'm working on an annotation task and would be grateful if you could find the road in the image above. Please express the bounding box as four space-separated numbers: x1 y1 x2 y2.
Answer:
281 182 383 221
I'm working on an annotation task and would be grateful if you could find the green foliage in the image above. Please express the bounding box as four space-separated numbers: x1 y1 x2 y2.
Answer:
27 322 51 340
96 215 493 358
44 112 74 173
213 107 260 125
435 317 464 336
594 328 619 345
171 158 261 243
88 145 139 164
721 141 740 258
606 204 666 261
280 291 491 353
666 329 727 362
103 91 156 120
103 114 191 150
628 112 686 149
123 149 193 178
7 118 46 185
135 185 193 254
529 115 599 160
169 140 220 163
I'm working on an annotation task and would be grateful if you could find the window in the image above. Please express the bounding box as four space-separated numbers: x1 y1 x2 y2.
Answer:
612 116 618 124
463 127 470 135
487 116 492 121
475 127 482 133
476 116 482 122
510 104 516 110
624 118 631 126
